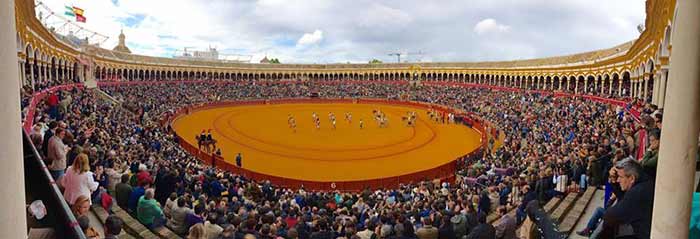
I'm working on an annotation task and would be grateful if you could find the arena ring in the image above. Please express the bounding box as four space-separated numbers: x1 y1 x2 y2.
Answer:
164 98 493 191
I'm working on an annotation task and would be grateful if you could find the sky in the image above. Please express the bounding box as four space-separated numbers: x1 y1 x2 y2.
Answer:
41 0 646 64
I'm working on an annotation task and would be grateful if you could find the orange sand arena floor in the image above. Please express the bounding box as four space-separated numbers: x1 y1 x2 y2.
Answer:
172 103 483 182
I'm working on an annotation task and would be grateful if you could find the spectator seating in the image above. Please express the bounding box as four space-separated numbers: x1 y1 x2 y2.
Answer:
524 187 597 235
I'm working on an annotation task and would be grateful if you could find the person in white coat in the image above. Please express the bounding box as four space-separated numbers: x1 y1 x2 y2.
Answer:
62 153 99 205
553 168 569 197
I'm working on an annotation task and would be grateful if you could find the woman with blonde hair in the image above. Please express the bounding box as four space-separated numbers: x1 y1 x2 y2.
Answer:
61 153 99 205
187 223 206 239
71 195 91 217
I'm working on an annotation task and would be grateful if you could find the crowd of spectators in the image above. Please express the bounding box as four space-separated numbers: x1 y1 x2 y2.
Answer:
25 79 663 239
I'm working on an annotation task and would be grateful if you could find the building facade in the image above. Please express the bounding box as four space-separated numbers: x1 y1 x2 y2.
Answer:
14 0 676 108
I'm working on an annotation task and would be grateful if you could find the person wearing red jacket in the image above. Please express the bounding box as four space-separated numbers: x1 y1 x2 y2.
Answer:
47 90 60 119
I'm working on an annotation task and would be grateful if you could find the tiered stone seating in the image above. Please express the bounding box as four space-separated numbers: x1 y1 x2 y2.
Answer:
546 187 597 234
559 187 597 234
516 187 597 238
152 225 182 239
90 205 136 239
543 197 562 213
111 205 160 239
487 205 517 224
109 204 182 239
551 193 577 222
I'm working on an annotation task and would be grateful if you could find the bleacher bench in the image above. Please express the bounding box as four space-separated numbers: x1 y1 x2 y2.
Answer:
551 192 577 223
90 205 137 239
559 187 597 234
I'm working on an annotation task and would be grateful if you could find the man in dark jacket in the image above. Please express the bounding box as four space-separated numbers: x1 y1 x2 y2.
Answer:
438 216 456 239
477 190 491 214
466 213 495 239
115 174 133 210
464 205 479 236
310 219 335 239
516 185 536 224
494 206 517 239
589 156 603 187
601 160 655 239
155 168 177 205
534 171 549 203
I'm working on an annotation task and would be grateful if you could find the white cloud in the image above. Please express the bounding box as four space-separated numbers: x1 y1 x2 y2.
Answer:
297 30 324 46
473 18 511 35
37 0 646 63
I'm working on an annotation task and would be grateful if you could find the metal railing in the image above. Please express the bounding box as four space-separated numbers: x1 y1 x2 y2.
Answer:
23 130 86 239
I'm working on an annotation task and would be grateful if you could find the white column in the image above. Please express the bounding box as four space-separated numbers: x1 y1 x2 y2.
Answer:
657 69 668 108
0 0 27 237
41 64 46 87
618 78 623 97
651 1 700 238
642 76 648 101
558 78 562 90
17 61 24 87
584 78 588 94
652 72 661 105
595 77 600 94
28 60 34 89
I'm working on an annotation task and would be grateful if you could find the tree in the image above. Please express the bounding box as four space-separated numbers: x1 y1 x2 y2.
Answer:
270 58 281 64
369 59 383 64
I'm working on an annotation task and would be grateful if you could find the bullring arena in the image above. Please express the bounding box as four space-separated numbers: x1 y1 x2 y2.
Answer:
3 0 700 238
171 99 486 188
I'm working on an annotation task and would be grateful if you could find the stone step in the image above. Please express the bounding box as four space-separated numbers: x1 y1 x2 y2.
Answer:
559 187 597 234
91 205 140 239
543 196 562 214
112 205 160 239
551 193 578 223
152 225 182 239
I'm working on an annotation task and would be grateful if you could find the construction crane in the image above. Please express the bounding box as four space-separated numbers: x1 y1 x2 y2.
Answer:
387 51 425 63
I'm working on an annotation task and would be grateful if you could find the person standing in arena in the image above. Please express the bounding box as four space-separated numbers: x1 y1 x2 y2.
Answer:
197 130 206 151
289 116 297 133
236 153 243 168
359 119 364 129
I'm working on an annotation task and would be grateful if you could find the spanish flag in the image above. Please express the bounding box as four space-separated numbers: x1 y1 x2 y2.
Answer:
72 6 84 16
64 5 86 23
